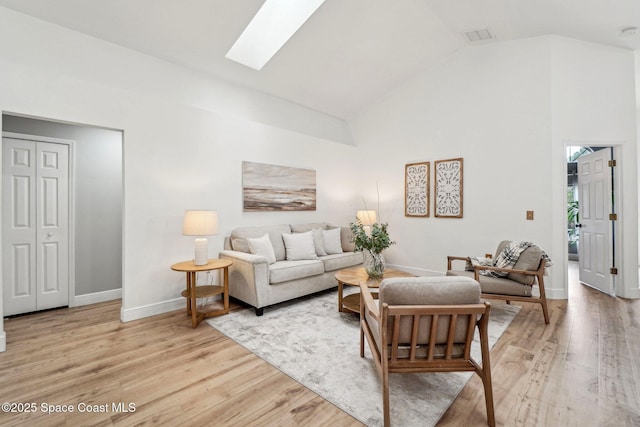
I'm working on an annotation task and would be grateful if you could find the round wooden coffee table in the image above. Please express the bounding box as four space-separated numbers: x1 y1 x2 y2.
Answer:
335 266 414 313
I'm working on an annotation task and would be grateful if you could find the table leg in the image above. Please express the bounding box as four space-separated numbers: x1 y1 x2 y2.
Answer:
190 271 198 328
222 266 229 314
338 280 344 312
185 272 192 315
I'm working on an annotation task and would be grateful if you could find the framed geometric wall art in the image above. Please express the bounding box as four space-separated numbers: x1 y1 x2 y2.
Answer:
242 161 317 211
404 162 430 217
434 158 463 218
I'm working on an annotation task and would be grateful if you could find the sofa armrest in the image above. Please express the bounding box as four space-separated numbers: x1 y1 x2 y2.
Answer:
219 249 269 265
219 250 270 309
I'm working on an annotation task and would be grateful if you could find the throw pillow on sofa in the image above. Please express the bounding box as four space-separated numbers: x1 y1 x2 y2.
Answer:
322 227 343 255
312 228 327 256
247 234 277 264
282 231 318 260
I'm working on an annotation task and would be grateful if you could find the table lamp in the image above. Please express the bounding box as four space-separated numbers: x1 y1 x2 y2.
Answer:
183 210 218 265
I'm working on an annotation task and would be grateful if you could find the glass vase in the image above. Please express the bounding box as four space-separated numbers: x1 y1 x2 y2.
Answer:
364 250 386 279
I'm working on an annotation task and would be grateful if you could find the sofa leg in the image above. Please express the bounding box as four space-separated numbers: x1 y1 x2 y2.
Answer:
255 307 264 316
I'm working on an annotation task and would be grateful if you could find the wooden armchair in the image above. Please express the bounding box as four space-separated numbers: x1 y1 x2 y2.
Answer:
447 240 550 324
359 276 494 427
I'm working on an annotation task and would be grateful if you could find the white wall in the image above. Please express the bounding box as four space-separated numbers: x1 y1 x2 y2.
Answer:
349 36 639 299
550 37 639 298
0 6 363 345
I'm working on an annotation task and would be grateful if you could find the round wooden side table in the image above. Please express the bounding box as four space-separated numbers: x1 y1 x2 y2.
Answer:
171 258 233 328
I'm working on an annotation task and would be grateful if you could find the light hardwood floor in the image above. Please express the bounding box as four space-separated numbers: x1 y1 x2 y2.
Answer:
1 264 638 426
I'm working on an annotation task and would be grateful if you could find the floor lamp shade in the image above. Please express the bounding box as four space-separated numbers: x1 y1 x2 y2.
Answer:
356 210 377 226
183 210 218 265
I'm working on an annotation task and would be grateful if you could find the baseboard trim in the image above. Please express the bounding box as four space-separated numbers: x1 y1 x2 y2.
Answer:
386 263 442 277
0 331 6 353
545 287 568 299
618 287 640 299
72 288 122 307
121 298 184 323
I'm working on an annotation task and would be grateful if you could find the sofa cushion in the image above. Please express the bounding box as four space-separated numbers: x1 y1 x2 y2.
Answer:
340 226 356 252
320 252 364 272
230 238 250 253
269 260 325 284
247 234 277 264
446 270 532 297
282 231 318 261
312 228 327 256
322 227 343 255
230 224 291 261
290 222 329 232
494 240 542 285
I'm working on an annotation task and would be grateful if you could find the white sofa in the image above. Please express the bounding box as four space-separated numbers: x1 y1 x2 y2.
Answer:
219 222 363 315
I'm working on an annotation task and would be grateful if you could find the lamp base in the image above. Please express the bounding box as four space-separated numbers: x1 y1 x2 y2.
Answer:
194 237 209 266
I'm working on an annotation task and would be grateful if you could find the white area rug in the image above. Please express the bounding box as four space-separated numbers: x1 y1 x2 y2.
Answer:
207 288 519 426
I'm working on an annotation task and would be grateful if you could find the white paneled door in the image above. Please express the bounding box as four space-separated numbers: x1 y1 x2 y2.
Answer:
3 137 69 316
577 149 614 295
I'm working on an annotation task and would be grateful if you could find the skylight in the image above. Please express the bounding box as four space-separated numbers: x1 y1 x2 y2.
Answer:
226 0 327 70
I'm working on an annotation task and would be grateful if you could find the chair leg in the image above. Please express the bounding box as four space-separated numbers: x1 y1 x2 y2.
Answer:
478 307 496 427
382 367 390 427
360 322 365 358
540 299 550 324
481 371 496 427
537 275 550 324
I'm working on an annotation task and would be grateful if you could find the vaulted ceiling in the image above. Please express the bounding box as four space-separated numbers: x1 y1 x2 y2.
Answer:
1 0 638 119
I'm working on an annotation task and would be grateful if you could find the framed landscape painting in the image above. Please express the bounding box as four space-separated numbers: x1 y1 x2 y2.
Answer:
242 161 316 211
405 162 430 217
434 158 463 218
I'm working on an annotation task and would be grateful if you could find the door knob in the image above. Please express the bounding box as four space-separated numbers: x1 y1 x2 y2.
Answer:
47 232 54 238
575 224 583 228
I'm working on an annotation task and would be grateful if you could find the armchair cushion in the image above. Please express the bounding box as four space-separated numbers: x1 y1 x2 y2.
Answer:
378 276 481 346
447 270 533 296
494 240 542 285
380 276 481 306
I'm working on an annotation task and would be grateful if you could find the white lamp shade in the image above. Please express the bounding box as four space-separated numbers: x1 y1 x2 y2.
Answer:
183 210 218 236
356 210 377 226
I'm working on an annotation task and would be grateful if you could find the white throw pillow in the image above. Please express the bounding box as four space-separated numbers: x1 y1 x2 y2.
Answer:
247 234 277 264
282 231 318 260
322 227 343 255
312 228 327 256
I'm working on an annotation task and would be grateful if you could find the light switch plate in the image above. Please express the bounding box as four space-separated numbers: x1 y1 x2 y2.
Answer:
526 210 534 220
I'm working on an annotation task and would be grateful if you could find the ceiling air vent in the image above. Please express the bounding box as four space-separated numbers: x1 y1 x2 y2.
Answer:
464 28 495 43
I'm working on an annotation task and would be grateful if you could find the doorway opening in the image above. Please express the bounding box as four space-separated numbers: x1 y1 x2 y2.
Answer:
2 113 123 315
566 145 617 296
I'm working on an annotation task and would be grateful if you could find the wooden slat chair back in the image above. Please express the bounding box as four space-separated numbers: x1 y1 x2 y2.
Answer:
359 276 495 427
